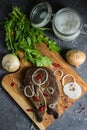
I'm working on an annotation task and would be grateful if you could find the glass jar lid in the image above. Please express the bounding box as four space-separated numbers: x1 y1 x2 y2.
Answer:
30 2 52 28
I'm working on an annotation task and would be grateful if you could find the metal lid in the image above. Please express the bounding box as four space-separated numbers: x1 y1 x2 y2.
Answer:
30 2 52 28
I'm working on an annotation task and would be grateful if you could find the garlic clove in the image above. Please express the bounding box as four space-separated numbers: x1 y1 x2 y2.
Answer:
66 50 86 67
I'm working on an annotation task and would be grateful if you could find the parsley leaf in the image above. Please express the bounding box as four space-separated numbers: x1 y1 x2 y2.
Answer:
4 7 60 66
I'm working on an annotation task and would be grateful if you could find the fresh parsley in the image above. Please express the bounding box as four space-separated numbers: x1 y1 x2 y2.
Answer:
4 7 60 66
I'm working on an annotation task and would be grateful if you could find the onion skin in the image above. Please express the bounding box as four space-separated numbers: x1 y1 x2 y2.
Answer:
2 54 20 72
66 50 86 67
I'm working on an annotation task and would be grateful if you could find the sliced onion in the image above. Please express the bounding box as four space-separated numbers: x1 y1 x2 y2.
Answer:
39 89 47 112
54 69 63 77
47 87 54 95
24 85 35 97
62 74 76 87
63 82 81 99
32 68 48 86
49 103 57 109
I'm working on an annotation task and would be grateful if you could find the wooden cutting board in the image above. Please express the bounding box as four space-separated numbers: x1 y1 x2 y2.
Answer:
2 43 87 130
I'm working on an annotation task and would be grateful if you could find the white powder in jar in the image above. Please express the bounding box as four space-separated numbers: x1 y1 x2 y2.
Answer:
54 8 81 35
52 8 82 41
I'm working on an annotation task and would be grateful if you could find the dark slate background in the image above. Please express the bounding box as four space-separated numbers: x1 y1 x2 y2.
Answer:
0 0 87 130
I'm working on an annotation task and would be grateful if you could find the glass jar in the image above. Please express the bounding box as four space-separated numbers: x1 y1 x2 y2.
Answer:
30 2 82 41
52 8 82 41
30 2 52 28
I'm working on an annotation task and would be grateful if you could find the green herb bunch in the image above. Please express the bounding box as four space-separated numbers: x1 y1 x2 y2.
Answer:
4 7 60 66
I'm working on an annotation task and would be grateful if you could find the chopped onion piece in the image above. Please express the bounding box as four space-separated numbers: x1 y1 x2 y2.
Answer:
32 68 48 86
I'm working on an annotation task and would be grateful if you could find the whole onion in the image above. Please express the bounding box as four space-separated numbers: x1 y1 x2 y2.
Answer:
66 49 86 67
2 54 20 72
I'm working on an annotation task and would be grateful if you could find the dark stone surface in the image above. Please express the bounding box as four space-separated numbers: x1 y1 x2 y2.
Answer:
0 0 87 130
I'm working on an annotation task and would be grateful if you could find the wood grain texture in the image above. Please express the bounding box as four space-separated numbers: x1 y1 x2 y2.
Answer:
1 43 87 130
